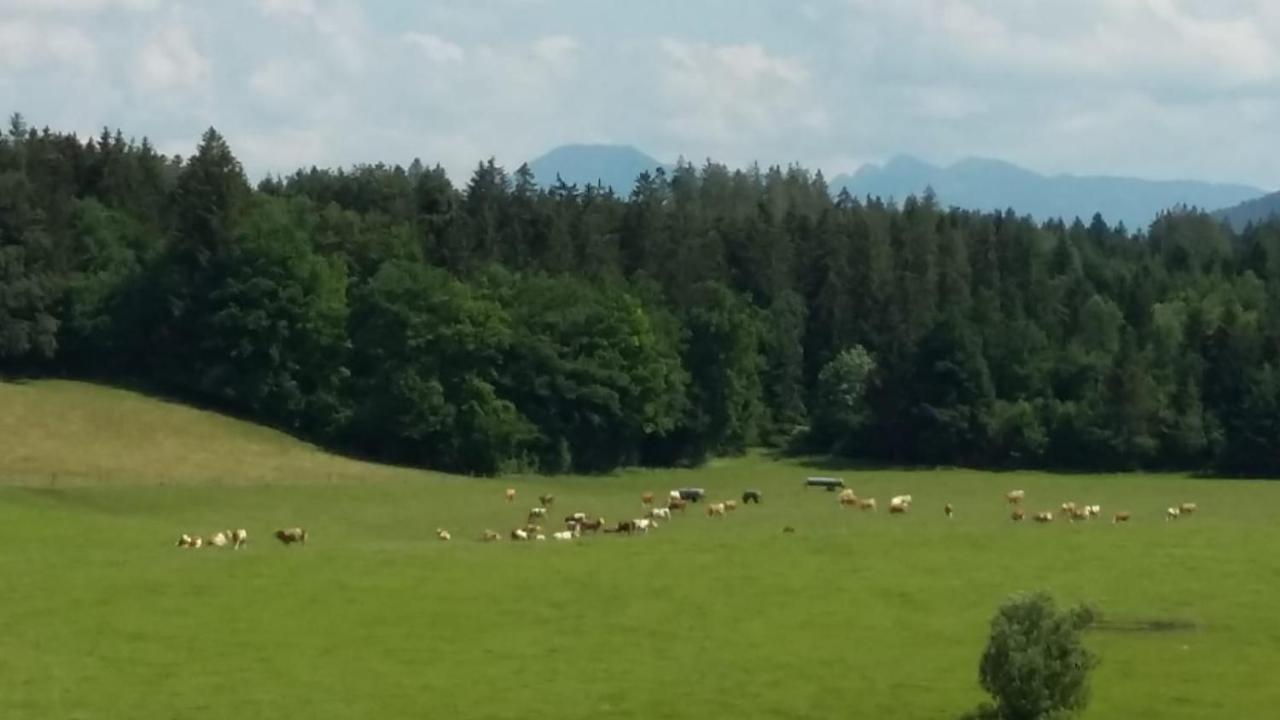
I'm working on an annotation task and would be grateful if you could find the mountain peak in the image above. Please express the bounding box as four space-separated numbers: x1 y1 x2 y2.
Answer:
528 144 668 192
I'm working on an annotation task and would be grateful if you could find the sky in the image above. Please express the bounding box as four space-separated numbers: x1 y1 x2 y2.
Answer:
1 0 1278 189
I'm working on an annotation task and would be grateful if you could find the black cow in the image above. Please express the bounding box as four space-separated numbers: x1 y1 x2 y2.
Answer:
677 488 706 502
742 489 762 504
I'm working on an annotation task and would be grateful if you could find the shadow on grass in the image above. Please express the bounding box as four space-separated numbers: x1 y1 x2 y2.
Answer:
1091 617 1198 634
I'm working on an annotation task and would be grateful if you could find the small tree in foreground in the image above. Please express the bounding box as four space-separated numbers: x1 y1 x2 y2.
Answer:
970 592 1098 720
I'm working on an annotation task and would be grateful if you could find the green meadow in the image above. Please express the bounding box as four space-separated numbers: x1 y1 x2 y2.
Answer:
3 380 1279 719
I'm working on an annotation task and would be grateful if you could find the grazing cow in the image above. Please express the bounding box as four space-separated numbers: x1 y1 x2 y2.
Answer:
1112 511 1131 524
505 488 516 502
578 517 605 534
208 531 229 548
1086 505 1101 519
176 533 195 548
1011 508 1025 522
608 520 637 534
274 527 307 546
888 502 908 515
782 526 796 534
1166 507 1181 521
641 492 655 506
634 518 654 533
649 507 671 521
565 512 588 525
706 502 727 517
944 503 954 519
669 490 681 501
742 490 762 504
838 488 859 507
190 536 204 548
891 494 912 507
1007 490 1025 504
483 530 502 542
678 488 706 502
1070 507 1089 522
539 493 555 507
724 500 738 512
1180 502 1198 515
1060 502 1077 516
667 497 688 512
511 528 529 541
859 498 877 511
528 507 548 522
231 528 248 549
1033 511 1054 523
436 528 452 541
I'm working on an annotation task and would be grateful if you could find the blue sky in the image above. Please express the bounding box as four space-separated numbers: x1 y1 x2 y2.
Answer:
1 0 1277 189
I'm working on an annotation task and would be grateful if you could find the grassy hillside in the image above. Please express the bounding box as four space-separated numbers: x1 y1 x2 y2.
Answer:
2 380 1279 719
0 380 435 486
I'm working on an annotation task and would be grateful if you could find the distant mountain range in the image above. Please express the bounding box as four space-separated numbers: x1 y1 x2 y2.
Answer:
526 145 1270 231
527 144 669 194
829 156 1265 231
1213 191 1280 229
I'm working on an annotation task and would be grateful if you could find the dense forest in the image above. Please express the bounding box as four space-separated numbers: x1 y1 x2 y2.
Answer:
4 114 1280 476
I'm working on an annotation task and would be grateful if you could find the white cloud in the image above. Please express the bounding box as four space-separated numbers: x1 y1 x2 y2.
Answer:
843 0 1280 93
0 0 158 13
403 32 465 65
259 0 367 75
658 39 827 150
233 127 329 172
249 58 317 102
0 20 96 71
257 0 315 18
532 34 577 74
135 24 208 93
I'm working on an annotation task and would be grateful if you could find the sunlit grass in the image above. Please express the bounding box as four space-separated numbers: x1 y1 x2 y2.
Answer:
1 379 1277 719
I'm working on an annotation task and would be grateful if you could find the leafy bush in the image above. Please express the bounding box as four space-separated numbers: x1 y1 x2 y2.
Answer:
974 592 1098 720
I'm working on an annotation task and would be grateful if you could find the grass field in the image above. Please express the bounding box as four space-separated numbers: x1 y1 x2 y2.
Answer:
3 380 1280 719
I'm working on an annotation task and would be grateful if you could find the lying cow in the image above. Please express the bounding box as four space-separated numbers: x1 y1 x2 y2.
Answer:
274 527 307 546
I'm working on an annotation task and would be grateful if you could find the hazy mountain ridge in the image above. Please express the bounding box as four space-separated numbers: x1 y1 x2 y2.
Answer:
529 145 1269 231
1213 191 1280 229
831 155 1266 231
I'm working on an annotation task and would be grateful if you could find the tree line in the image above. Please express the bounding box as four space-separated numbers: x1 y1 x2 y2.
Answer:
4 114 1280 476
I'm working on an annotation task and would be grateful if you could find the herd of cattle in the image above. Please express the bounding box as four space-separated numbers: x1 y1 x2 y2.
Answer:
174 527 305 550
470 487 754 542
173 477 1200 549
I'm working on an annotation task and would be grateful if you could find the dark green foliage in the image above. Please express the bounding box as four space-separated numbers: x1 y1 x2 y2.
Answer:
57 199 160 370
975 592 1098 720
811 345 876 453
499 275 687 472
907 314 995 464
679 282 765 459
348 262 531 474
9 115 1280 476
188 196 351 436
